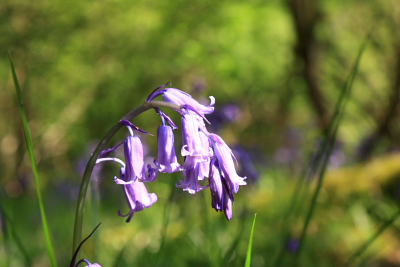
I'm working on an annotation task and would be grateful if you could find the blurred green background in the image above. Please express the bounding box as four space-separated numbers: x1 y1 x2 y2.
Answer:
1 0 400 266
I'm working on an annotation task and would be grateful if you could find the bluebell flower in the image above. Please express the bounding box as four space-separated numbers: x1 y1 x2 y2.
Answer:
118 167 158 222
178 112 213 192
123 135 145 182
176 160 209 194
208 133 246 193
95 161 158 222
198 130 212 180
96 123 157 222
147 87 215 115
145 84 247 219
181 112 211 160
154 125 181 173
209 158 233 220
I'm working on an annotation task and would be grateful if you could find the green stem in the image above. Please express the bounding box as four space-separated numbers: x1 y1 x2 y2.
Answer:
72 100 180 255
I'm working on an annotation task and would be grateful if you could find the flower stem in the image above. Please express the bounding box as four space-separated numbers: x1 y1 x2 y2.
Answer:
72 100 180 255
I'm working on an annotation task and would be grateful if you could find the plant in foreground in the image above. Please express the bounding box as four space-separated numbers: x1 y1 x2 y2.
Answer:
72 84 247 259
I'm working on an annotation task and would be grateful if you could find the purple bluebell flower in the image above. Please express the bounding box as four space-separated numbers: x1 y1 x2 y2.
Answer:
209 158 233 220
179 112 212 188
123 135 145 182
176 161 209 194
96 124 158 221
154 125 181 173
94 161 158 222
118 167 158 222
198 130 212 180
163 88 215 114
208 133 246 193
181 112 211 159
147 87 215 115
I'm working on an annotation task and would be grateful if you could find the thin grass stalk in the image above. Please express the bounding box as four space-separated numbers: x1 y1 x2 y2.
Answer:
9 54 58 267
294 37 369 262
272 141 330 266
72 100 180 255
244 213 257 267
347 210 400 266
295 125 339 260
272 37 369 266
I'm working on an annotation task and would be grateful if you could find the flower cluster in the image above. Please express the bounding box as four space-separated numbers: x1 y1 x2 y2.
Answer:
97 85 246 220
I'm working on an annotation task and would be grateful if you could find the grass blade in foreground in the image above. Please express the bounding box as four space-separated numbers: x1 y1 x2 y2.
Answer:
244 213 257 267
8 54 58 267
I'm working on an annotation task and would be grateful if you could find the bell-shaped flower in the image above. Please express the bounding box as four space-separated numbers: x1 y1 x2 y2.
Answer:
209 158 234 220
176 159 209 194
154 125 181 173
115 167 158 222
163 88 215 114
98 122 149 183
198 130 212 180
96 123 157 222
123 135 146 182
181 113 211 160
208 133 246 193
146 86 215 115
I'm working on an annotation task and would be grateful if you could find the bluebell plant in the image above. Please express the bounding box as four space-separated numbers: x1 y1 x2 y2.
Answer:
96 84 247 221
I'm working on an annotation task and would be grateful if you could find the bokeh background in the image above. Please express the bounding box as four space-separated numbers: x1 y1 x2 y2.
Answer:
1 0 400 266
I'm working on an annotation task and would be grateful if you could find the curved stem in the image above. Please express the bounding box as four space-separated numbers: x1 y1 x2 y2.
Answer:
72 100 180 255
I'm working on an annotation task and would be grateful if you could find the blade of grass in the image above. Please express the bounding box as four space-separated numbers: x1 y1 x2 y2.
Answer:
8 54 58 267
347 209 400 266
244 213 257 267
294 36 369 262
274 37 369 266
